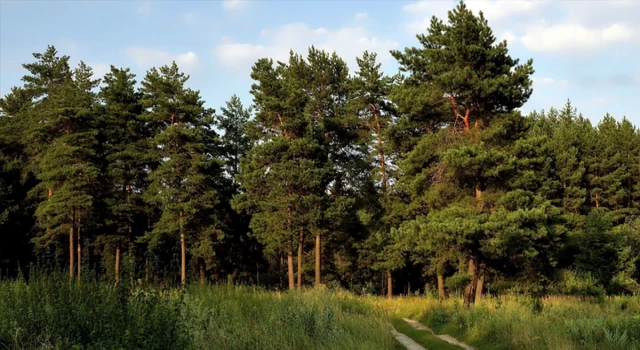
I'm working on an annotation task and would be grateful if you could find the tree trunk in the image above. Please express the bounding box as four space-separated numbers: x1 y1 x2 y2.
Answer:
145 257 150 283
315 233 321 286
476 271 485 301
127 184 134 284
69 211 74 280
475 181 484 212
199 261 205 285
387 270 392 299
297 229 303 289
287 242 295 290
464 258 478 308
77 219 81 280
437 274 445 299
115 243 121 285
180 211 186 287
128 223 134 285
373 108 387 193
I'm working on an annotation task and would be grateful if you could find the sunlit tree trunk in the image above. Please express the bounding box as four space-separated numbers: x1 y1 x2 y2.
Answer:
315 233 321 286
387 270 392 299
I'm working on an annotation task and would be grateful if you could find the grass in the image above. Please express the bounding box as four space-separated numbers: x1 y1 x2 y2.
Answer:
373 295 640 350
0 272 396 350
390 317 463 350
3 272 639 350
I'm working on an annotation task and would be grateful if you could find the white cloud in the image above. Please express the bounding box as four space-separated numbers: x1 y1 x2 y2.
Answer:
521 23 634 53
354 12 369 21
402 0 453 33
126 47 200 72
500 31 516 43
222 0 248 11
402 0 548 34
136 1 152 15
211 22 399 75
464 0 549 21
91 63 111 80
180 12 195 22
532 77 569 87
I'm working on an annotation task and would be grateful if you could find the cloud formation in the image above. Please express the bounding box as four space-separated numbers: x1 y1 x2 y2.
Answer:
136 1 152 15
212 22 398 75
354 12 369 21
222 0 248 11
521 23 634 53
125 47 200 73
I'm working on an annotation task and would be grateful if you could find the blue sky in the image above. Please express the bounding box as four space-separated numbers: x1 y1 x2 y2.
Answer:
1 0 639 126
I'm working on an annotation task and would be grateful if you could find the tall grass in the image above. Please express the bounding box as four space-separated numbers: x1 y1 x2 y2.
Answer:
373 295 640 350
0 272 395 349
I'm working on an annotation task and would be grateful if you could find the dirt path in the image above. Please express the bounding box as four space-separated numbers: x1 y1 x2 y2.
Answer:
392 327 427 350
402 318 476 350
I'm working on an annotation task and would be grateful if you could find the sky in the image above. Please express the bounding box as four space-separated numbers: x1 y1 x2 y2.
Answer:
1 0 639 126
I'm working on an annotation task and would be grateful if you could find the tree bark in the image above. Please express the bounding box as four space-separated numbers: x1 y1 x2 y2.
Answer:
463 258 478 308
476 270 485 301
315 233 321 286
475 180 484 212
297 229 303 289
199 261 205 285
128 223 134 285
69 211 74 280
287 242 295 290
449 97 470 131
77 219 81 280
127 184 134 285
373 108 387 193
180 211 186 287
387 270 392 299
115 243 121 285
437 274 445 299
145 257 150 283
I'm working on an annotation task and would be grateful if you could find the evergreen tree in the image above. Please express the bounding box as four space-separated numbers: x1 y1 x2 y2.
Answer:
98 66 147 283
391 1 534 306
218 95 252 181
303 47 353 287
140 62 219 286
234 54 328 290
349 51 401 297
33 61 100 279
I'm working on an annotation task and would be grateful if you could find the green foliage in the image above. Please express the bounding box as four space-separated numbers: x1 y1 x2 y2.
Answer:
1 0 640 301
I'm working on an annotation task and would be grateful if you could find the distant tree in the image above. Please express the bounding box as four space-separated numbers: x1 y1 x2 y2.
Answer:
218 95 252 181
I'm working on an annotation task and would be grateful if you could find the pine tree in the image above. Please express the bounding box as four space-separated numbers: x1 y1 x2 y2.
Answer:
391 1 534 306
98 66 147 284
349 51 401 297
234 54 328 290
304 47 352 288
140 62 219 286
33 61 100 279
615 118 639 218
218 95 252 181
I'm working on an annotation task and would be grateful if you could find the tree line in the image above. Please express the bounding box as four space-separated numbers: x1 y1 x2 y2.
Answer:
1 2 639 304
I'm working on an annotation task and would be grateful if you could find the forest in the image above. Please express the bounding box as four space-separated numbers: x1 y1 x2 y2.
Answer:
1 1 639 307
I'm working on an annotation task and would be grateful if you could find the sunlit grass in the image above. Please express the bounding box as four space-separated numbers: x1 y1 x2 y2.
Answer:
372 294 640 350
0 273 395 350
